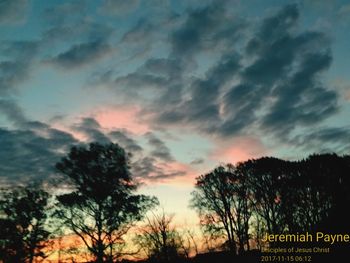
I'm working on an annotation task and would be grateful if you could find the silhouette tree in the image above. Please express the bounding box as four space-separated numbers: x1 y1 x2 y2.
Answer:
179 228 199 258
55 143 158 263
0 186 51 263
232 163 253 253
190 153 350 257
291 154 350 232
134 210 190 263
243 154 350 235
242 158 291 236
190 165 252 255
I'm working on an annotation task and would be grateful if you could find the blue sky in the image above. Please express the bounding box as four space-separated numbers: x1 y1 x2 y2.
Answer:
1 0 350 221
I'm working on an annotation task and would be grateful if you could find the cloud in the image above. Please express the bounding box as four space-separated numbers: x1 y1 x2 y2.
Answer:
0 60 28 93
130 156 158 179
40 1 113 54
42 15 113 48
145 132 174 162
54 2 346 161
94 57 183 107
170 2 244 61
141 58 182 79
232 5 336 138
131 156 187 182
0 110 187 184
0 125 77 184
221 4 337 138
124 2 244 132
102 4 244 129
0 99 78 184
0 40 39 59
0 0 29 24
99 0 140 16
0 5 113 93
119 18 158 59
210 136 268 165
109 130 143 153
190 158 204 165
154 52 241 134
0 98 56 131
112 130 189 182
107 130 188 182
114 72 167 91
4 105 188 183
1 2 347 185
97 2 244 106
290 126 350 154
145 4 339 144
42 0 87 26
72 117 111 144
48 40 112 69
39 2 114 69
0 99 27 126
338 4 350 17
0 40 40 94
97 129 189 182
93 106 149 134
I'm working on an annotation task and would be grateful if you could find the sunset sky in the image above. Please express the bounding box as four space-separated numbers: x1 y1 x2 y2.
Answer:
1 0 350 226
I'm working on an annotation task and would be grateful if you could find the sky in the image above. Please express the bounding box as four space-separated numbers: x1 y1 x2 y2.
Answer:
0 0 350 225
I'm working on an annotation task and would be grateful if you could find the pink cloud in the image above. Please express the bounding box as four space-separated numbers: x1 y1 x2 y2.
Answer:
49 105 149 140
210 136 268 165
93 105 149 134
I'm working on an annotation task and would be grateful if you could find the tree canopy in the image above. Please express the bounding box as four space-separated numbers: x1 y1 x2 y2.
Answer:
0 186 51 263
191 154 350 254
55 143 158 263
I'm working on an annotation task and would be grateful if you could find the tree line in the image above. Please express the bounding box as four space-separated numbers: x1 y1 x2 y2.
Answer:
1 142 349 262
191 154 350 256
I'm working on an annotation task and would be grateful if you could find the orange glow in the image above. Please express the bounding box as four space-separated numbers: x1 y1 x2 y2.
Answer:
45 233 133 262
45 234 91 262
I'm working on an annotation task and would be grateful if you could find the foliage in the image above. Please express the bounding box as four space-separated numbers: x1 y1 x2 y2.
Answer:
0 186 51 263
191 154 350 254
55 143 158 263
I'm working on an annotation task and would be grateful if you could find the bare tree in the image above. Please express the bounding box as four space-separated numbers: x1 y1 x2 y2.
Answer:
180 228 199 257
134 211 186 262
